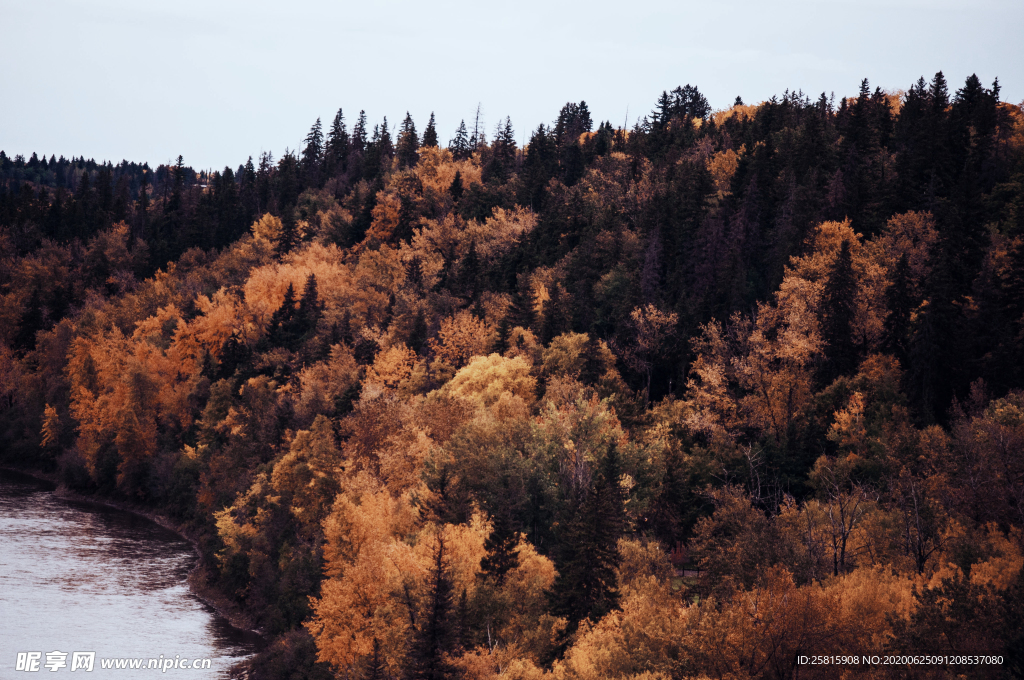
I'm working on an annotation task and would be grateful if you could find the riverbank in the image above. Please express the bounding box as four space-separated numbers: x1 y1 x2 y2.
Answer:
0 465 265 657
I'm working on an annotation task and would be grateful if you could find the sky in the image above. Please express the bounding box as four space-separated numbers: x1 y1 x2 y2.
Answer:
2 0 1022 171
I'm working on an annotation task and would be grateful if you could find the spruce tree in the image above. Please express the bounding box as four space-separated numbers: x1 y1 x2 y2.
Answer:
297 273 323 338
551 443 625 632
326 108 349 178
539 283 568 345
506 278 535 331
269 283 298 348
422 112 439 148
302 117 324 186
480 510 520 585
407 534 459 680
580 333 605 384
365 638 386 680
448 171 464 202
448 121 471 160
883 253 914 364
820 239 858 380
397 112 420 168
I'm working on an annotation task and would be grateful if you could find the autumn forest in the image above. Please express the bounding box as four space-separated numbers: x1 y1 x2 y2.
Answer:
2 73 1024 679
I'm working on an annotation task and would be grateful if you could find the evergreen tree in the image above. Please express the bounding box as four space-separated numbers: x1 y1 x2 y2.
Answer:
480 510 520 585
422 112 438 148
538 283 567 344
302 118 324 187
365 638 387 680
551 443 625 632
457 241 480 299
448 171 464 202
448 121 471 160
820 239 858 380
351 110 368 154
269 283 298 348
579 333 605 385
883 252 914 365
407 534 459 680
325 108 349 178
396 112 420 168
136 170 149 240
506 278 535 330
297 273 323 338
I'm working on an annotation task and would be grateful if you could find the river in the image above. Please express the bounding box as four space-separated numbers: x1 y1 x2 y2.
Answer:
0 469 260 677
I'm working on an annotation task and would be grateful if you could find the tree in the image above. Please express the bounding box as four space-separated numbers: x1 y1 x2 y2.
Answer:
303 118 324 186
326 108 349 178
551 442 625 632
820 239 858 380
448 121 471 160
397 112 420 168
479 510 520 585
448 171 464 202
422 113 439 148
407 533 459 680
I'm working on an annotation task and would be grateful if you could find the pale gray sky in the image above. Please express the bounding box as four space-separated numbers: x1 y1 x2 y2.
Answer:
2 0 1021 171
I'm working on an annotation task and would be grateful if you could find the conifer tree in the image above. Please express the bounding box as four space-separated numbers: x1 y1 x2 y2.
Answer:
820 239 858 380
422 112 438 148
365 638 386 680
480 510 520 585
407 534 459 680
351 110 368 154
396 112 420 168
302 118 324 187
506 278 534 330
269 283 298 348
298 273 322 336
448 121 471 160
580 333 605 385
551 443 625 631
883 252 914 364
448 171 464 202
325 108 349 178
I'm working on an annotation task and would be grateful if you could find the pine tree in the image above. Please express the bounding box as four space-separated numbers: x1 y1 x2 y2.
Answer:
506 278 534 330
396 112 420 168
539 283 566 344
297 273 322 338
580 333 604 385
883 253 914 364
365 638 386 680
820 239 858 380
407 534 459 680
422 112 439 148
448 171 464 202
480 510 520 585
457 241 480 299
352 110 368 153
448 121 471 160
136 170 149 240
551 442 625 632
269 283 298 348
325 108 349 178
302 117 324 187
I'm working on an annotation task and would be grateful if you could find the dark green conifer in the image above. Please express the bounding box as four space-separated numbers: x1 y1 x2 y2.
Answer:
422 112 439 148
397 112 420 168
480 510 520 585
448 171 464 202
406 534 459 680
820 239 858 380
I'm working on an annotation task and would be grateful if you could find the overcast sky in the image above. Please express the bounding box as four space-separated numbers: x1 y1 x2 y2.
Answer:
2 0 1022 171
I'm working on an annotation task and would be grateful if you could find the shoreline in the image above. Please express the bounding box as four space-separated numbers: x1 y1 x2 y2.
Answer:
0 465 266 661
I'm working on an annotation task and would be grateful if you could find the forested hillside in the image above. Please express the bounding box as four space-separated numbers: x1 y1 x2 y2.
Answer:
3 72 1024 679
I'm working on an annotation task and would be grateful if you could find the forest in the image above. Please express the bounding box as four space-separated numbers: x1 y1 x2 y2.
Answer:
2 72 1024 679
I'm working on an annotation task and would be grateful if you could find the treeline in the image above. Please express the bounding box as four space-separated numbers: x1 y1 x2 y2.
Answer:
1 72 1024 679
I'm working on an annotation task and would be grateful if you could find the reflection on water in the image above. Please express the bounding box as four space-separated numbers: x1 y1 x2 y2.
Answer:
0 470 259 677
